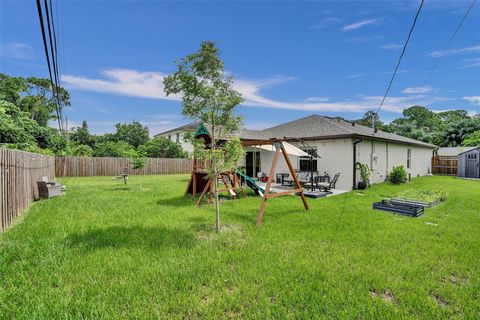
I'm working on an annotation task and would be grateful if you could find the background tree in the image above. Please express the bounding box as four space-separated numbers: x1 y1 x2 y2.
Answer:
354 111 390 132
70 120 95 147
0 73 70 129
138 136 188 158
114 121 149 148
443 119 480 147
164 41 244 232
93 141 137 157
461 130 480 147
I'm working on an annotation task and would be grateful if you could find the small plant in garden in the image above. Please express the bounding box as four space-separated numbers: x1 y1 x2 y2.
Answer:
131 152 147 189
394 189 447 203
356 162 370 188
389 165 408 184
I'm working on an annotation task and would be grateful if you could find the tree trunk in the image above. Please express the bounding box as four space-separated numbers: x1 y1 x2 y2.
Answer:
214 173 220 232
211 128 220 233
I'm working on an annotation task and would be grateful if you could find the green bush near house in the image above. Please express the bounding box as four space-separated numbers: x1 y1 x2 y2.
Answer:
389 165 408 184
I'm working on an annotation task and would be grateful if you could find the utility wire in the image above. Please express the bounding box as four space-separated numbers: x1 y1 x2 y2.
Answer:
35 0 62 132
49 0 63 129
376 0 425 115
420 0 476 87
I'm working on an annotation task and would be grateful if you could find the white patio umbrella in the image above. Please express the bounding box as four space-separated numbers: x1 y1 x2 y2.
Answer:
254 142 308 156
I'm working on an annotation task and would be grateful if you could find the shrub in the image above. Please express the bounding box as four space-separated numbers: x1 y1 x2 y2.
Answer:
356 162 370 187
389 165 408 184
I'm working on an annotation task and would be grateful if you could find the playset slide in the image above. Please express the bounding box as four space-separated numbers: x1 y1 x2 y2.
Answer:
236 169 265 197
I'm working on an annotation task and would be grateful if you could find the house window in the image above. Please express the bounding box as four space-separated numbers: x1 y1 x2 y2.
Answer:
407 148 411 169
176 133 180 143
167 135 171 140
299 148 317 172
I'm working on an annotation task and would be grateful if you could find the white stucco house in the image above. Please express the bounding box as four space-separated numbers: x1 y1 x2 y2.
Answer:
155 115 437 190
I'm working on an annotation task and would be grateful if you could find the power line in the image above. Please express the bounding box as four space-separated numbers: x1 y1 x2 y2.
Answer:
376 0 425 115
420 0 476 87
48 0 63 128
35 0 62 132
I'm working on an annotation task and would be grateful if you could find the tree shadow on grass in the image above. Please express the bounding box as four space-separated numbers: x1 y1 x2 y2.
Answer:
229 206 307 225
107 186 132 191
65 226 196 251
157 196 196 207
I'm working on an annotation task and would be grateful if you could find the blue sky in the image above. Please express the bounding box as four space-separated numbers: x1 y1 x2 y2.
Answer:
1 0 479 135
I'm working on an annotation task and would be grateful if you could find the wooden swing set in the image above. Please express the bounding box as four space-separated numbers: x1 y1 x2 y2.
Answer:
184 123 309 225
242 139 309 225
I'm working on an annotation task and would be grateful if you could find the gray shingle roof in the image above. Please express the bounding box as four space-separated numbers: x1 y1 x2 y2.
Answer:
255 115 437 148
155 115 437 148
436 147 477 157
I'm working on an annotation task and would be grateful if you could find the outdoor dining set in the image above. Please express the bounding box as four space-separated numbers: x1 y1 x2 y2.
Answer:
277 171 340 192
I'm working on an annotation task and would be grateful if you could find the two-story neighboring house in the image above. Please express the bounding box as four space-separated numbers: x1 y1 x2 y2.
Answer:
154 122 200 154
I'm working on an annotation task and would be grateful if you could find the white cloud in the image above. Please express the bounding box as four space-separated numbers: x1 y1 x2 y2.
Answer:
304 97 330 102
62 69 181 101
429 44 480 58
341 19 378 31
63 68 447 115
463 96 480 105
310 17 342 30
0 42 33 59
402 86 433 94
348 73 363 79
379 43 403 50
460 57 480 69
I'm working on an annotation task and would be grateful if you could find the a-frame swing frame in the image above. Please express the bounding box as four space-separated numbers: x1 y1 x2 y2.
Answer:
252 140 309 225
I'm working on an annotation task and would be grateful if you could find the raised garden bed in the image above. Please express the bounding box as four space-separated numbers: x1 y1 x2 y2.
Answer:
373 200 424 217
392 189 446 208
391 198 440 208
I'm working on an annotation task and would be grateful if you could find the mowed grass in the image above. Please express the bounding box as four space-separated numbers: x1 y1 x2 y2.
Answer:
1 175 479 319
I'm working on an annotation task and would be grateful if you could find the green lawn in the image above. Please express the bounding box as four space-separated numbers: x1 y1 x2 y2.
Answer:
1 175 479 319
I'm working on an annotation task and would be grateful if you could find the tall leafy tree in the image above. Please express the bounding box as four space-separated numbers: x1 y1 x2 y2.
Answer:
70 120 95 147
114 120 149 148
164 41 244 232
462 130 480 147
354 111 390 132
0 73 70 129
138 136 188 158
442 119 480 147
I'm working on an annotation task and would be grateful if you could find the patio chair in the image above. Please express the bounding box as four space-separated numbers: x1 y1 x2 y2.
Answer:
316 173 340 193
302 175 319 191
37 176 62 199
283 171 310 186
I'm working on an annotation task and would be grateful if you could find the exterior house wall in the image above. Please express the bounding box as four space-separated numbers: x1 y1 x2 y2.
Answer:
297 138 354 190
156 130 194 153
356 139 434 185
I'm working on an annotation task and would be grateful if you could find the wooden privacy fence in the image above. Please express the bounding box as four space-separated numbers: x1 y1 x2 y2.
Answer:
55 157 193 177
0 148 55 232
432 156 458 175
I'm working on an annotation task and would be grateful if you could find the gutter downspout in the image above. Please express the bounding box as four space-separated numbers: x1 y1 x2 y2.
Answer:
353 138 363 189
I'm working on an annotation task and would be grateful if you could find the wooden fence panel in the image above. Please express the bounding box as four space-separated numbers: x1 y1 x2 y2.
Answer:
55 157 193 177
432 156 458 175
0 148 55 232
